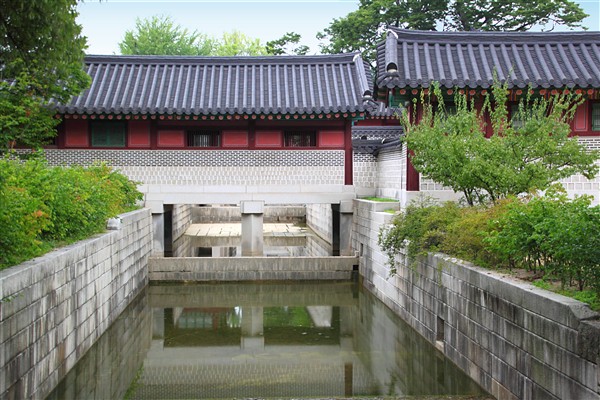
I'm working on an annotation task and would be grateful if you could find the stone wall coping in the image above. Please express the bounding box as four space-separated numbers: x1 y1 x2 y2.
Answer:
0 208 150 297
432 253 600 329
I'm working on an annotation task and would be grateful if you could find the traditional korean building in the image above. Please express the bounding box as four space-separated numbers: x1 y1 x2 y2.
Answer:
51 53 375 210
368 28 600 204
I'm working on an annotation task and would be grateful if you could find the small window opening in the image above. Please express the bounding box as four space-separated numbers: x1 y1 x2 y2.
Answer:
284 130 316 147
592 103 600 131
436 316 445 342
188 130 221 147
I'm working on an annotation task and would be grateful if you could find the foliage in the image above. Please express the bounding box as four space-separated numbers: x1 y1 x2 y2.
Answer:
119 15 215 56
213 30 267 56
486 186 600 293
379 189 600 296
379 197 461 273
401 82 598 205
119 16 266 56
0 155 142 269
0 0 90 151
362 196 399 202
317 0 587 61
266 32 310 55
317 0 446 61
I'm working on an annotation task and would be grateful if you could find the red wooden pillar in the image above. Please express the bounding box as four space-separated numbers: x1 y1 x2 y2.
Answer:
406 151 420 191
344 118 353 185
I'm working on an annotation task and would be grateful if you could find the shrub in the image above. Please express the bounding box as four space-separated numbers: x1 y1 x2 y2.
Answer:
378 198 463 273
379 189 599 295
0 155 142 269
486 186 600 293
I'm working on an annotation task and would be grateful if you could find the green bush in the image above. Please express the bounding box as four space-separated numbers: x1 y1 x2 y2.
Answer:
379 188 600 296
486 186 600 293
0 155 142 269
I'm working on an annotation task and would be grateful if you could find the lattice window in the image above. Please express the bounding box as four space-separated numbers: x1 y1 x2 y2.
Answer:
592 103 600 131
91 121 126 147
188 130 221 147
510 104 525 129
284 130 316 147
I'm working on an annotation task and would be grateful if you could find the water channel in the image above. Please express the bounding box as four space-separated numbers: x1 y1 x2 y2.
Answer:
46 281 489 399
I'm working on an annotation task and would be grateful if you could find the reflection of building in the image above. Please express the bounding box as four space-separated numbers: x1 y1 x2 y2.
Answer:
126 282 485 399
144 284 364 399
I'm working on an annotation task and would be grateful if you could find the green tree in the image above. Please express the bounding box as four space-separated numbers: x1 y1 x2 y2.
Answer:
213 30 267 56
119 15 215 56
401 83 599 206
266 32 310 55
119 17 267 57
318 0 587 62
0 0 90 150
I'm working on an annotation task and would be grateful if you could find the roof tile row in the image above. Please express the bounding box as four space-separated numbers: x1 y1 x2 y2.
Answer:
58 54 374 116
377 28 600 90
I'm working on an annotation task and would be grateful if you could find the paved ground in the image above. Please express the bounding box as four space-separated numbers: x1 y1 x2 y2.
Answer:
185 223 311 238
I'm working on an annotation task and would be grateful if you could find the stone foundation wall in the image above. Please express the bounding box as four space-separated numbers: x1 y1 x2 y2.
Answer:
193 205 306 223
352 199 600 400
148 256 357 281
45 289 152 400
0 209 152 399
171 204 194 242
306 204 333 244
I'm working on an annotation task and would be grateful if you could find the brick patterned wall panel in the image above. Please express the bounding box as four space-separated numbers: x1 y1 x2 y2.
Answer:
117 166 344 186
42 149 344 167
353 153 377 189
377 147 405 199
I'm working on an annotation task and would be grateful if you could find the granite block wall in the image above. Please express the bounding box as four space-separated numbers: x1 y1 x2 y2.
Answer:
45 288 152 400
148 256 357 281
193 205 306 223
353 199 600 400
306 204 333 244
0 209 152 400
171 204 193 242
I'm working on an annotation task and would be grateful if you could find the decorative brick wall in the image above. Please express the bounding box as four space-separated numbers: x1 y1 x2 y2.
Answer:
353 153 378 191
40 149 345 187
376 147 405 199
353 199 600 400
0 209 152 399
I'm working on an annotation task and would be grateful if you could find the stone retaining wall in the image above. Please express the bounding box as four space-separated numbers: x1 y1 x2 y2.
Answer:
0 209 152 399
306 204 333 244
148 256 357 281
193 205 306 223
171 204 194 242
352 199 600 400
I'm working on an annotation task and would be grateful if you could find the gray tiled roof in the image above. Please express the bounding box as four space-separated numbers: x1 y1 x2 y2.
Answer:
377 28 600 90
352 125 402 140
352 125 403 154
57 54 373 116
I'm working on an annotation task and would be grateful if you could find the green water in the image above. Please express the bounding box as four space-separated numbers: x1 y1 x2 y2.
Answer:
46 281 490 399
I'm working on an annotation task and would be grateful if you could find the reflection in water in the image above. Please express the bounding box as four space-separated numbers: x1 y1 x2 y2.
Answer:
170 224 333 258
46 282 488 399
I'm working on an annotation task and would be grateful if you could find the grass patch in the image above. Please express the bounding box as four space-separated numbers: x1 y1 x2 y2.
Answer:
533 279 600 311
362 196 398 202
